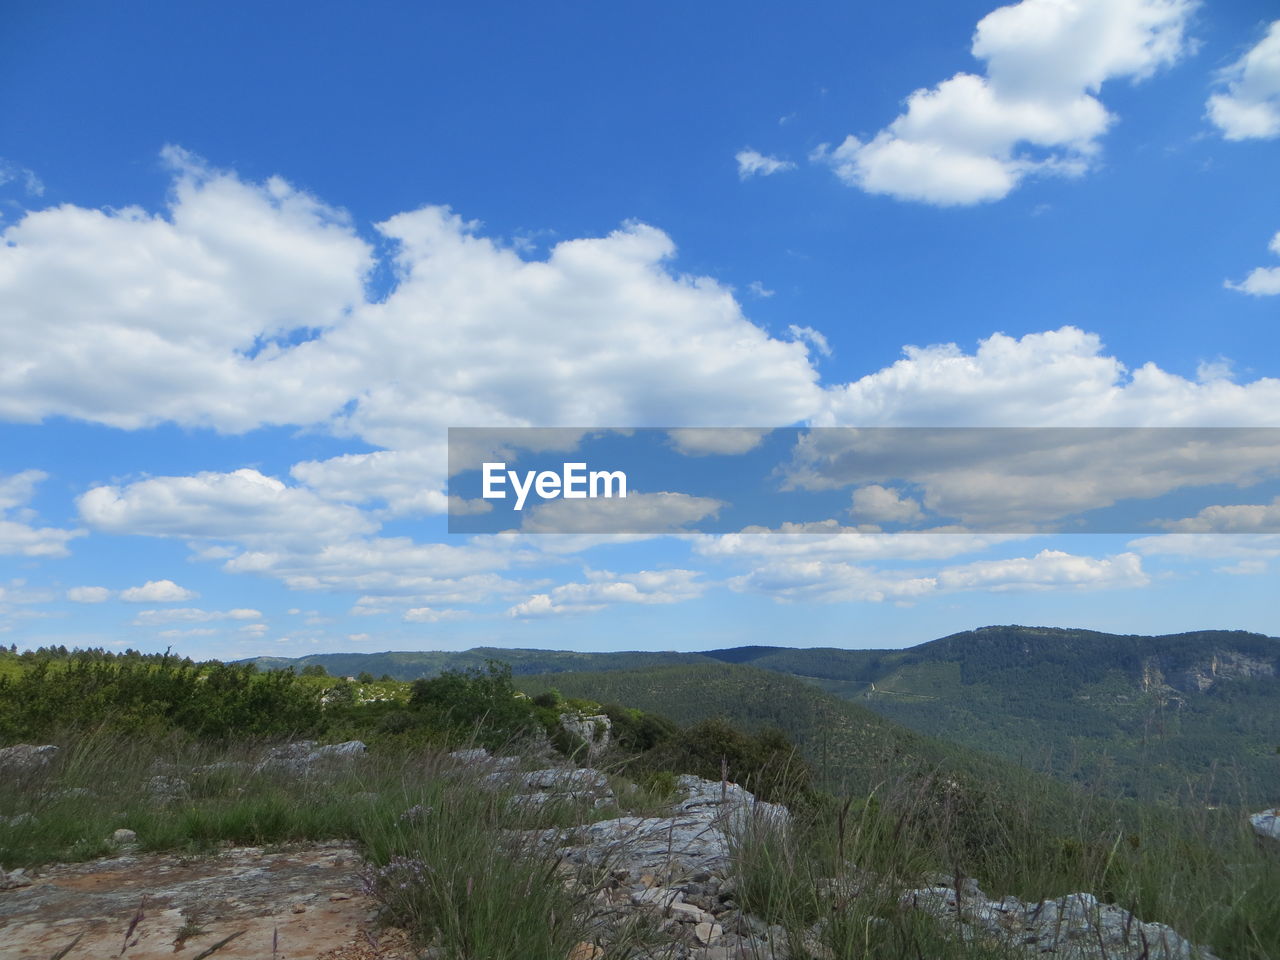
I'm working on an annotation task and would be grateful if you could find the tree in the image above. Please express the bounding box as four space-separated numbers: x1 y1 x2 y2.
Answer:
301 664 328 678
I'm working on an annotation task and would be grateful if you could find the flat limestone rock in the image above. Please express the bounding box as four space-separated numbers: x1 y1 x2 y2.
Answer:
0 842 411 960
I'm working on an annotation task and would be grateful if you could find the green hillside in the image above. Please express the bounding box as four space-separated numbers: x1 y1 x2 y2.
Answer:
243 647 715 681
514 660 1055 802
705 626 1280 804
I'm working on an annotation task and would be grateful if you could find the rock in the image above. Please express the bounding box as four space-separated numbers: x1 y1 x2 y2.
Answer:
0 744 58 775
0 812 36 828
195 760 252 777
448 747 491 764
146 775 190 802
694 921 723 945
568 942 605 960
902 882 1221 959
310 740 366 759
559 713 613 758
252 740 366 777
674 775 790 836
1248 808 1279 842
110 828 137 844
0 866 33 890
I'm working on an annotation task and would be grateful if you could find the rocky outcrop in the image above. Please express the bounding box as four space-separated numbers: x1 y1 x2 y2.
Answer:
0 842 412 959
252 739 367 776
903 879 1221 959
560 712 613 758
1249 808 1280 843
0 743 58 775
1177 652 1275 693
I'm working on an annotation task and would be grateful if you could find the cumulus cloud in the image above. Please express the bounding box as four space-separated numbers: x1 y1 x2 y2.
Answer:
726 548 1146 603
788 325 832 358
1207 20 1280 140
1159 496 1280 533
119 579 199 603
736 149 796 179
519 491 724 534
66 586 111 603
818 0 1196 205
1226 230 1280 296
782 425 1280 531
850 485 926 524
0 147 372 431
934 548 1148 591
0 469 84 557
78 469 378 548
819 327 1280 426
507 568 706 617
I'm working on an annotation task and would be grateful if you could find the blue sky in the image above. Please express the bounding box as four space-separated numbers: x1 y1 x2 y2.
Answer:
2 0 1279 658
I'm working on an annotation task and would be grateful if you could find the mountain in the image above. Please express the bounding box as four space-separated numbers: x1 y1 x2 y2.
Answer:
703 626 1280 804
513 659 1056 803
240 625 1280 804
241 647 715 681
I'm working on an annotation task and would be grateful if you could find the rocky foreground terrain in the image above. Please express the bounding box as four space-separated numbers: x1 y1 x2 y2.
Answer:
3 740 1270 960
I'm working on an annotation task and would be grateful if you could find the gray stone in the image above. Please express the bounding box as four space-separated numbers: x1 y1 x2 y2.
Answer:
146 775 189 802
559 713 613 758
111 828 137 844
901 882 1221 959
1248 807 1279 842
0 744 58 774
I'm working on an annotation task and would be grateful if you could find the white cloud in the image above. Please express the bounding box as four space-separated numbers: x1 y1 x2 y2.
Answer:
783 424 1280 531
1226 230 1280 297
695 530 1025 562
850 485 925 524
1159 496 1280 533
788 325 832 358
820 327 1280 426
67 586 111 603
935 548 1148 591
79 468 378 548
508 568 706 617
403 606 467 623
0 469 84 557
0 159 44 198
131 607 262 625
519 491 724 534
736 149 796 179
818 0 1196 205
0 147 372 431
1207 20 1280 140
222 538 530 596
1129 532 1280 560
726 548 1145 603
119 579 199 603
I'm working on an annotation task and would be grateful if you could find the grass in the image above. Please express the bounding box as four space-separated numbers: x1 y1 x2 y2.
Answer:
3 733 1278 960
727 756 1280 960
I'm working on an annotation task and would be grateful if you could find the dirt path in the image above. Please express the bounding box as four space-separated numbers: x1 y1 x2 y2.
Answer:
0 842 413 960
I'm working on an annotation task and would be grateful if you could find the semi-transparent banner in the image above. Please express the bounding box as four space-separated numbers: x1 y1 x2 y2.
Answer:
446 427 1280 535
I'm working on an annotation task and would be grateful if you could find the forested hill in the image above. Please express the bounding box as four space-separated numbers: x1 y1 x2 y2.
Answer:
241 647 715 681
512 660 1056 804
704 626 1280 804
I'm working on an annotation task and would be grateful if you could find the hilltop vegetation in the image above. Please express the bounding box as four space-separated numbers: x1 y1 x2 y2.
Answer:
242 647 715 682
701 626 1280 804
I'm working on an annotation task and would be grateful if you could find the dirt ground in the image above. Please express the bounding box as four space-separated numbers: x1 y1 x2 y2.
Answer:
0 841 415 960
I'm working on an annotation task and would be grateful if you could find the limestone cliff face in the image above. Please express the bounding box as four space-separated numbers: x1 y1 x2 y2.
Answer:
1175 651 1275 693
